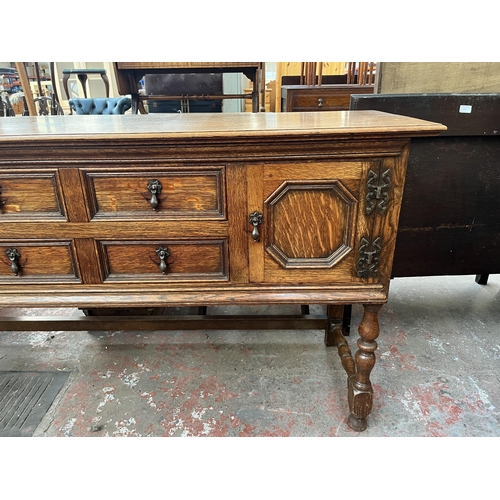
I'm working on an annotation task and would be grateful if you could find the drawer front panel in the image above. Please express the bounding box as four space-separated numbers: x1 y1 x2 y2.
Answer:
0 240 80 282
0 171 66 220
84 167 225 220
99 239 229 282
293 93 351 111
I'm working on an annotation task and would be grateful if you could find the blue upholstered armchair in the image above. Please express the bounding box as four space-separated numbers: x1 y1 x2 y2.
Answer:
68 97 132 115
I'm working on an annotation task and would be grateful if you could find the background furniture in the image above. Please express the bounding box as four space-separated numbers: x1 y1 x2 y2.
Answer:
350 93 500 284
274 62 345 112
68 97 132 115
144 73 223 114
0 111 444 431
244 87 271 112
281 84 374 112
62 69 110 100
14 63 36 116
113 62 265 114
274 62 376 112
346 62 376 85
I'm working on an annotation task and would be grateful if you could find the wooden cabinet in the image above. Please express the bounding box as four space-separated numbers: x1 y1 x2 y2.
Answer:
281 84 374 112
350 93 500 284
0 112 445 431
113 62 264 113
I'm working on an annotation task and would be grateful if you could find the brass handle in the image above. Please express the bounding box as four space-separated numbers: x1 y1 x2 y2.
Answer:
6 248 21 276
147 179 163 210
249 211 263 242
156 246 170 274
318 98 323 107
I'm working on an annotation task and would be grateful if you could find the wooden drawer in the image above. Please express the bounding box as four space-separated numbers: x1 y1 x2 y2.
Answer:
292 92 353 111
0 170 66 220
82 167 226 220
98 239 229 283
281 85 374 112
0 240 80 283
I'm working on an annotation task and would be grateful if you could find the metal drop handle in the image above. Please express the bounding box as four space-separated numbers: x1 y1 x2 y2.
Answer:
249 211 263 242
156 246 170 274
147 179 163 210
6 248 21 275
318 98 323 107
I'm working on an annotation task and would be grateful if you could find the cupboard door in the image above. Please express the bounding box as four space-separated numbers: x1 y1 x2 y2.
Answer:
247 161 383 285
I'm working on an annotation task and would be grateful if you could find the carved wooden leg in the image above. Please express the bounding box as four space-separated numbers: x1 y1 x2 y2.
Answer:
77 74 89 98
347 303 382 431
62 73 70 100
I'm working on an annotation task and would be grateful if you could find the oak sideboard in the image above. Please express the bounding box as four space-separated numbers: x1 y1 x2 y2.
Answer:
0 112 445 431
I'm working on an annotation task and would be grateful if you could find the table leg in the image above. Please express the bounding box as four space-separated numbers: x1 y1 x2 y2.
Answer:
62 73 70 100
347 303 382 431
252 69 259 113
131 94 140 114
77 74 89 98
101 73 110 98
342 304 352 335
324 304 344 346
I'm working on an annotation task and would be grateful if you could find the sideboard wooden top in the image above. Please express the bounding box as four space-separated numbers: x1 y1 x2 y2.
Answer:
0 111 446 143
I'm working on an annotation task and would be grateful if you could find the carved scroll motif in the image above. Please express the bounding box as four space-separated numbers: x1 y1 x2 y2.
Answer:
365 169 391 215
356 237 381 278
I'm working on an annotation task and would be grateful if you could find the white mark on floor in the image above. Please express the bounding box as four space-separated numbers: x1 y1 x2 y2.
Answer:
96 387 116 413
114 417 138 436
60 418 77 436
468 376 496 411
140 391 157 409
122 372 139 388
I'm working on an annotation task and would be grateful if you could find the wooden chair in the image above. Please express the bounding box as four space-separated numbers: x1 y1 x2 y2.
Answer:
346 62 376 85
299 62 324 86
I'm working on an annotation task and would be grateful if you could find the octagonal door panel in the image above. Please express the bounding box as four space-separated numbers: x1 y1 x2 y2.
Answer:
247 161 374 285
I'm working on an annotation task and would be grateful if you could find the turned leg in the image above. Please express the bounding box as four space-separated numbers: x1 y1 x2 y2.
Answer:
347 303 382 431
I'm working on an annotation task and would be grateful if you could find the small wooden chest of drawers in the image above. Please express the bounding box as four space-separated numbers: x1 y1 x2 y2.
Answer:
0 112 445 430
281 84 374 112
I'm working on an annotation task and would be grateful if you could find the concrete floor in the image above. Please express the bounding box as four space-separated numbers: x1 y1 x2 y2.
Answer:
0 274 499 437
